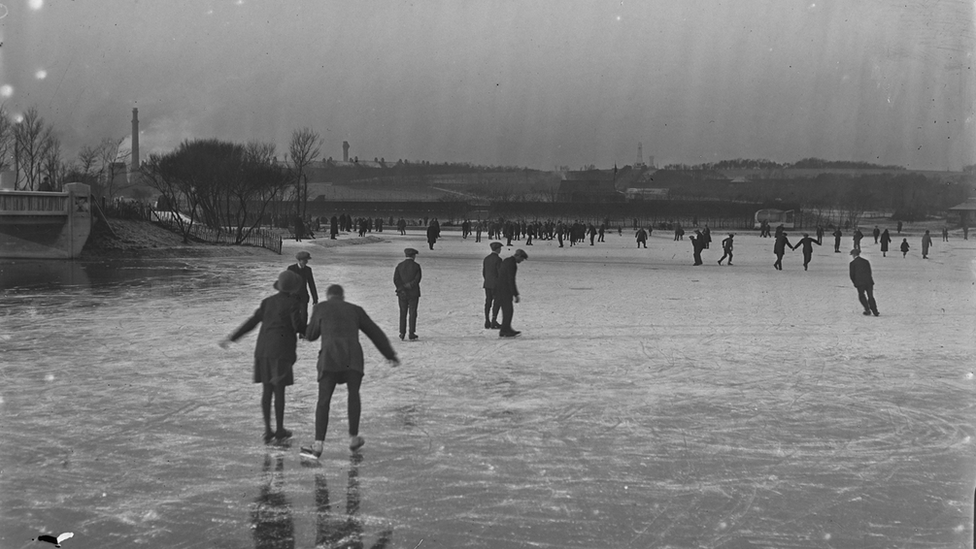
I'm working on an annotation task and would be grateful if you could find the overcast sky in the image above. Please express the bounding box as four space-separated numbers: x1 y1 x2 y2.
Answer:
1 0 973 171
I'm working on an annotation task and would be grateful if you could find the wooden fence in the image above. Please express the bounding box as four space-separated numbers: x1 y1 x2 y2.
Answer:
152 212 282 254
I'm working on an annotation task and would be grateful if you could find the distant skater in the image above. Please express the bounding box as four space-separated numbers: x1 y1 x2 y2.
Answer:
849 249 880 316
773 231 794 270
220 271 306 445
394 248 422 341
636 227 648 248
900 238 910 258
796 233 821 271
872 225 880 244
496 249 528 338
483 242 503 329
832 228 843 253
853 227 863 251
879 229 891 257
426 219 440 250
921 230 933 259
300 285 399 460
941 226 949 242
717 233 734 265
691 230 705 266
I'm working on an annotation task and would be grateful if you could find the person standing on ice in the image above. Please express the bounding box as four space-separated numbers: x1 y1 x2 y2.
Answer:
795 233 821 271
635 227 648 248
717 233 734 265
300 284 399 460
849 249 880 316
880 228 892 257
394 248 422 341
900 238 910 258
482 242 503 329
773 231 794 270
690 230 705 265
287 250 318 328
220 270 306 445
495 249 528 338
853 227 864 251
921 230 933 259
832 227 843 253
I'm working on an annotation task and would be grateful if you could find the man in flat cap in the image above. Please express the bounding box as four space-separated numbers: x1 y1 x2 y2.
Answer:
495 249 527 338
287 250 318 328
394 248 422 340
482 242 504 329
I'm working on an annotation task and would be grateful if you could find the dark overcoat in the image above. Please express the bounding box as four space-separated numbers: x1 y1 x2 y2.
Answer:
394 259 422 298
230 292 306 384
849 257 874 287
495 256 520 299
483 253 502 289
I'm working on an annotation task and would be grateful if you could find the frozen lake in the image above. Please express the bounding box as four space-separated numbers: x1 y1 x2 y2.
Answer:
1 227 974 548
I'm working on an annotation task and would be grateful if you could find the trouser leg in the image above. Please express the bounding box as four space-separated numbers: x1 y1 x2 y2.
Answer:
484 289 494 321
398 296 408 336
408 298 418 335
315 379 339 441
346 374 363 436
499 297 514 332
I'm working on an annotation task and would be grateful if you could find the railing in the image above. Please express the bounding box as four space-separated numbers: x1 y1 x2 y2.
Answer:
0 191 68 215
153 212 282 254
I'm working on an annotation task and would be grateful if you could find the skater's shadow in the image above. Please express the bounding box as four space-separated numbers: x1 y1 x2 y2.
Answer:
315 453 393 549
252 454 295 549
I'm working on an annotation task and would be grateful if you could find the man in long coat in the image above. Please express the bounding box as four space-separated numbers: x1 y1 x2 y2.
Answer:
287 250 318 327
495 249 527 338
394 248 422 340
482 242 503 329
300 284 399 459
849 249 879 316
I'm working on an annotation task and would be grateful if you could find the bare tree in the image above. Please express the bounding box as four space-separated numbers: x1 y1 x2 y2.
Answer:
77 144 103 180
288 127 321 220
41 135 63 190
13 106 54 190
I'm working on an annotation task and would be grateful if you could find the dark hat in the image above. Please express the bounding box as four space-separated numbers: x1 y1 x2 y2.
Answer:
295 250 311 260
850 248 860 256
489 242 503 251
514 249 528 259
404 248 419 257
274 270 303 294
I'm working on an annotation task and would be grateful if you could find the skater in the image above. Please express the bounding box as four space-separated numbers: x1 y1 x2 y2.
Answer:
636 227 648 248
832 227 843 253
941 226 949 242
849 249 880 316
795 233 821 270
853 227 864 251
816 225 824 245
773 231 794 270
394 248 422 341
397 217 407 236
921 230 933 259
496 249 528 338
880 229 891 257
897 220 903 234
300 285 400 459
717 233 734 265
220 271 306 445
691 230 705 265
872 225 880 244
900 238 910 258
426 219 440 250
702 225 712 249
330 215 339 240
483 242 503 329
287 250 318 328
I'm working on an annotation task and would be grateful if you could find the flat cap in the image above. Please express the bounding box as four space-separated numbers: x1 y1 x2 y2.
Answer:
404 248 419 257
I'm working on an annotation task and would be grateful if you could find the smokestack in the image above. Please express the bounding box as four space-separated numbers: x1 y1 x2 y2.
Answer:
131 108 140 172
342 141 350 162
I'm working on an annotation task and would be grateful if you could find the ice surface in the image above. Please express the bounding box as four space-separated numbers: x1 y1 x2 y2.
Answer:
1 227 974 548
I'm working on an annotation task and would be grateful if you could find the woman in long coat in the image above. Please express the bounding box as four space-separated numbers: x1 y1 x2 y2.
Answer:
220 271 306 444
880 229 892 257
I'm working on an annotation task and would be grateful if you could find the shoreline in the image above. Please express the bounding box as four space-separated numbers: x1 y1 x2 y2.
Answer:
79 219 387 260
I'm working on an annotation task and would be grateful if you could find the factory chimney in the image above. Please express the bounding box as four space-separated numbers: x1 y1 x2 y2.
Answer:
342 141 350 162
131 108 140 172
